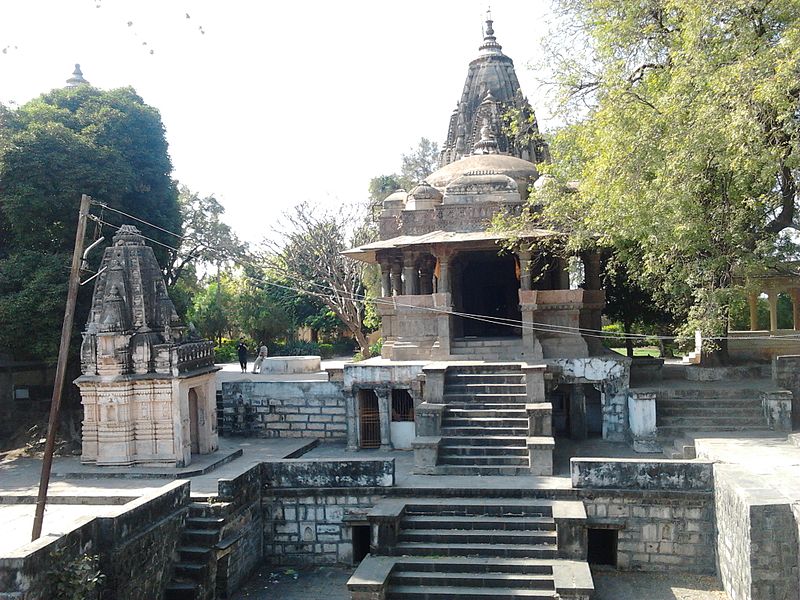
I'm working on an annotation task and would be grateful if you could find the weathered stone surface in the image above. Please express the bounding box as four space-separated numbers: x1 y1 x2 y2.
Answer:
262 459 394 488
572 458 714 491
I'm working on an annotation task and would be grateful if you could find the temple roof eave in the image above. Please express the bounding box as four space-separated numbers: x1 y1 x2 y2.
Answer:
342 228 559 263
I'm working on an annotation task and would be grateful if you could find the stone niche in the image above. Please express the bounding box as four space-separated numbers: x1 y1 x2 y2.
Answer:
75 225 219 467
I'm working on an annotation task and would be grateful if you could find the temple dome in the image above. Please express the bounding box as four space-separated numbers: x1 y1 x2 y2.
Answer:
382 189 408 210
426 153 538 200
405 182 443 210
443 170 520 205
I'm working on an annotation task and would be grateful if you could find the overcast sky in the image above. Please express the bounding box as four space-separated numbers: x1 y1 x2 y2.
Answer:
0 0 555 244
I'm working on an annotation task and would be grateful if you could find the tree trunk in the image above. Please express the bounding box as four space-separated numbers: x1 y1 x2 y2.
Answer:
624 320 634 358
353 328 371 359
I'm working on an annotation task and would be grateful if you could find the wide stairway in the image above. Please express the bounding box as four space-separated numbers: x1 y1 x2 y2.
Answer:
451 337 524 361
437 364 532 475
351 498 593 599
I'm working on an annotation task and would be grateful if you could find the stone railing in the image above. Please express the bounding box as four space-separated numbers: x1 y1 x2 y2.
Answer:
174 340 216 373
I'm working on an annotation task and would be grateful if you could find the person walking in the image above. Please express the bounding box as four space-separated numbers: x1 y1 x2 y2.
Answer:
236 337 248 373
252 342 268 374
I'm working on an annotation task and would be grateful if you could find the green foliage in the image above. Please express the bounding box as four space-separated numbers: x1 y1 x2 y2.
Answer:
234 275 293 344
187 276 237 344
369 338 383 358
511 0 800 355
35 548 104 600
0 85 180 364
331 338 357 356
318 343 334 359
270 339 322 357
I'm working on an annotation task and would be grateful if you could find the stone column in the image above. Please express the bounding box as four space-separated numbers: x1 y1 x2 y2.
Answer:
792 289 800 332
379 260 392 298
437 257 450 294
345 391 359 452
376 388 392 450
582 251 602 290
555 256 570 290
390 260 403 296
419 258 434 295
748 292 759 331
403 254 418 296
768 289 779 333
518 249 533 291
569 384 587 440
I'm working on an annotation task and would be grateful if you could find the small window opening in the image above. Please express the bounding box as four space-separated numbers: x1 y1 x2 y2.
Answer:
391 389 414 422
588 528 618 566
352 525 371 563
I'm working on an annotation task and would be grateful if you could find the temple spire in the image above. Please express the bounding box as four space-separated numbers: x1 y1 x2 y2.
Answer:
479 9 503 56
66 64 89 87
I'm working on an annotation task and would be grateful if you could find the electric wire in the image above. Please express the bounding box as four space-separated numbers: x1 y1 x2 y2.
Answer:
88 211 800 343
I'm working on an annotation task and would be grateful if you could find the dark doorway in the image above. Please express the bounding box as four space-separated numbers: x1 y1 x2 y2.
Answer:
352 525 371 563
588 528 618 566
391 389 414 422
454 251 521 338
358 390 381 449
188 388 200 454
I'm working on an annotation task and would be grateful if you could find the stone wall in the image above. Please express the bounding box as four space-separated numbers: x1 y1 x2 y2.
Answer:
715 464 799 600
263 459 395 488
773 355 800 429
572 458 714 492
222 381 346 439
264 489 384 565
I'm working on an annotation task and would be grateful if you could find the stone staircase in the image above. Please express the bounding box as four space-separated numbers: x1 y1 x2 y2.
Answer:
164 501 226 600
350 498 593 599
435 365 550 475
656 382 772 457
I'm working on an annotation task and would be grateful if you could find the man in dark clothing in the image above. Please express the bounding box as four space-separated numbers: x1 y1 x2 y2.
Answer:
237 338 248 373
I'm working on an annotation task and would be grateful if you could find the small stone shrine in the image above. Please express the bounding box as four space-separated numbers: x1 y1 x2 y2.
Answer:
76 225 219 467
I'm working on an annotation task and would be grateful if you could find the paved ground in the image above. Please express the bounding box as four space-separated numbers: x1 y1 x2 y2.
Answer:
230 566 729 600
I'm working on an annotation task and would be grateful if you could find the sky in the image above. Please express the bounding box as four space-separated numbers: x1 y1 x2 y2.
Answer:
0 0 556 244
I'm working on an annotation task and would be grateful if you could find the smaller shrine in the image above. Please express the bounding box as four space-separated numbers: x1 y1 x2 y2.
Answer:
76 225 219 467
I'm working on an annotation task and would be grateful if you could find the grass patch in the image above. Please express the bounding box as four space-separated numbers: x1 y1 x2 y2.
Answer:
609 346 661 358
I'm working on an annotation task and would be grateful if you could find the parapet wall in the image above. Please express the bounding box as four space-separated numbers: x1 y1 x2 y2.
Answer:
222 381 346 439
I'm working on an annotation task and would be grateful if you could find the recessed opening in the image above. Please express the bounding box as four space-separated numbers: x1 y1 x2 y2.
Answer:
391 389 414 422
358 389 381 449
588 528 618 566
352 525 371 563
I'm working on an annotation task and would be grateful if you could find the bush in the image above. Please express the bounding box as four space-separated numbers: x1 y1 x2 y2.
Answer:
214 339 239 363
331 338 357 356
369 338 383 357
271 340 322 357
318 343 334 359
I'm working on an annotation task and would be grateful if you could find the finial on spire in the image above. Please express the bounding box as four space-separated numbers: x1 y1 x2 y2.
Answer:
478 8 503 56
66 64 90 87
485 5 494 37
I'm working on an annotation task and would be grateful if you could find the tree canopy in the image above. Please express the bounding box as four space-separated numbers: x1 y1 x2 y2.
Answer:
0 85 181 363
517 0 800 348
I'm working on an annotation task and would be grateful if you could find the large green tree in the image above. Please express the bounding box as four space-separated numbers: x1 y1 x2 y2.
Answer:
520 0 800 353
0 85 181 363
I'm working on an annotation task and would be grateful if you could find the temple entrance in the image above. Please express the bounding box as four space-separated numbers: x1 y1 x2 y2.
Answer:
358 390 381 449
453 251 521 338
188 388 200 454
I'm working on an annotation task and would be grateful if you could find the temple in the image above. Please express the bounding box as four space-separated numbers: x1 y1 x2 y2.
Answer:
76 225 219 467
343 17 628 474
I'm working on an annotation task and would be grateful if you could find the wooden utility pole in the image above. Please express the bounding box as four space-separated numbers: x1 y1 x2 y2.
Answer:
31 194 92 541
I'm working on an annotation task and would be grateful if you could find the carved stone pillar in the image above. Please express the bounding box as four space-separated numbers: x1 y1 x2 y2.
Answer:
345 390 358 452
748 292 759 331
419 257 434 295
376 388 392 450
518 249 533 291
582 251 602 290
768 289 779 333
403 254 419 295
380 260 392 298
390 260 403 296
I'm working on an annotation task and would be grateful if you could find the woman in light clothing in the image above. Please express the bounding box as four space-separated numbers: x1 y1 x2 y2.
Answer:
252 342 268 373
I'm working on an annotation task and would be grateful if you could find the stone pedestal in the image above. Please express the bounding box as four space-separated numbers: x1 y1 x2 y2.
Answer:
628 390 660 453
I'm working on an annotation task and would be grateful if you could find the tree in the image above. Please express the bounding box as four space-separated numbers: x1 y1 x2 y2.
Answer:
515 0 800 356
268 202 376 357
234 271 293 344
163 186 247 288
0 85 181 364
187 276 236 345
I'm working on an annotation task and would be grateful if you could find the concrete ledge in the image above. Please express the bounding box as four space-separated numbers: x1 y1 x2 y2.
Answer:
552 560 594 599
571 458 714 491
527 436 555 476
346 554 393 600
412 436 440 474
262 458 395 488
259 355 321 374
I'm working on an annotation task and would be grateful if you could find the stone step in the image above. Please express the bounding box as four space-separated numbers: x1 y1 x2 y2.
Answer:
656 424 766 437
656 389 766 400
445 403 529 410
445 409 528 419
445 383 528 394
656 415 765 427
182 528 220 546
177 545 212 561
441 426 530 436
185 516 225 530
389 570 555 589
443 393 529 403
443 418 528 428
447 364 523 373
395 560 554 575
403 501 553 518
438 454 529 466
657 406 763 416
446 373 525 385
451 339 523 347
164 582 199 600
435 465 533 476
438 445 529 457
174 562 207 579
440 436 527 447
399 529 557 546
387 585 558 599
401 516 555 531
394 542 558 559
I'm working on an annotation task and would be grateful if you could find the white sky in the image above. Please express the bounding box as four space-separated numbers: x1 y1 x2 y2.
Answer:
0 0 555 244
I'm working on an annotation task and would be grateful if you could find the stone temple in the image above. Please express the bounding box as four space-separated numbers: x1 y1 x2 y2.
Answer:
76 225 219 467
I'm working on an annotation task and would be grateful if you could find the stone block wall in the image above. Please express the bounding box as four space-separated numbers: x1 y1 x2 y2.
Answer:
572 458 714 492
582 491 715 573
715 465 799 600
222 381 346 439
773 355 800 429
263 459 395 488
264 490 384 565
